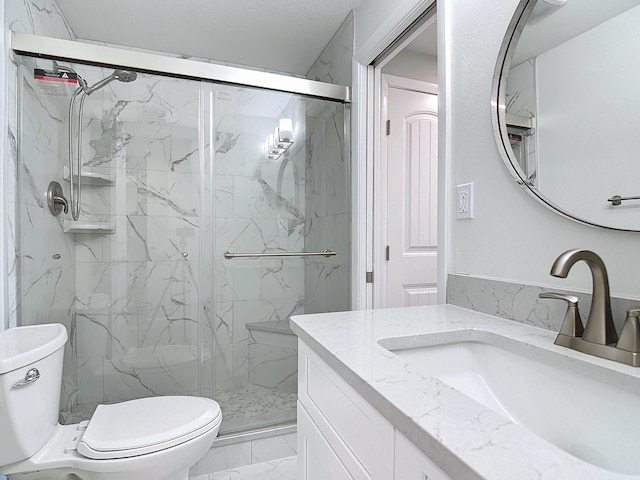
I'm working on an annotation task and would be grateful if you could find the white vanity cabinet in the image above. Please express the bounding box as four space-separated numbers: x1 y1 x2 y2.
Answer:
297 341 451 480
395 432 451 480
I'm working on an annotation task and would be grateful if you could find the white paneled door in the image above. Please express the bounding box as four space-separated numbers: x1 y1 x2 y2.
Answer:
385 86 438 307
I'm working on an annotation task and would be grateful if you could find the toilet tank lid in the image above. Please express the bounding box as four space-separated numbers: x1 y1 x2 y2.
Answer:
0 324 67 374
80 396 221 454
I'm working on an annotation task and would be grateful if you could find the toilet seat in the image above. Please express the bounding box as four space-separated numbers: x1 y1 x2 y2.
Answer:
77 396 222 460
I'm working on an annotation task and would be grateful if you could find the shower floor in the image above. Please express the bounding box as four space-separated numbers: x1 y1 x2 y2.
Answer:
67 384 297 435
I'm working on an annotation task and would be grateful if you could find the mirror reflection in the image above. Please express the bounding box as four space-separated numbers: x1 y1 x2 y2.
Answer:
498 0 640 231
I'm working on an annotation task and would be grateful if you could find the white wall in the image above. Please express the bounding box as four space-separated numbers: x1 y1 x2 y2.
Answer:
535 6 640 230
382 50 437 84
446 0 640 299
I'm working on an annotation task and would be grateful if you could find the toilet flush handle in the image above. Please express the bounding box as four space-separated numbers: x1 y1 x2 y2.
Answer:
12 368 40 389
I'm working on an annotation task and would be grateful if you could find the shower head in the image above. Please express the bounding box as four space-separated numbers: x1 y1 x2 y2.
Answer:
85 69 138 95
114 70 138 82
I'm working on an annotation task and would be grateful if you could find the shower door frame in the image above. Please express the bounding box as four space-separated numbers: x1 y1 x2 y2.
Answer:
11 32 350 103
11 31 352 435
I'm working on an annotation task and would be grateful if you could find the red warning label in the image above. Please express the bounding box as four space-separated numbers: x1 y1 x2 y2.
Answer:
33 68 78 96
34 68 78 83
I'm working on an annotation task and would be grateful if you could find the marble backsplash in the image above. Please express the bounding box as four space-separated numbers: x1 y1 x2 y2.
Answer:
447 273 640 335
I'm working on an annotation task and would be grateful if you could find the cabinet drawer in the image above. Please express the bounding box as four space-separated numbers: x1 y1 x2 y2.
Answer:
298 401 366 480
298 342 394 478
395 432 452 480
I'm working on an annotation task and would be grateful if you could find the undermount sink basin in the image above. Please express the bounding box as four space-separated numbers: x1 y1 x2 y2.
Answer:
379 330 640 475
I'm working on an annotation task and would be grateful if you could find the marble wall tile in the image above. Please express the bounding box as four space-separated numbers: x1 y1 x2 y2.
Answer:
261 260 305 300
75 309 138 359
215 175 234 218
306 12 354 87
2 6 77 319
247 344 297 392
136 170 200 218
75 233 103 263
214 301 234 344
231 342 250 386
102 357 158 401
447 273 640 334
304 262 349 314
77 356 104 404
214 342 235 390
303 16 352 316
8 0 75 41
171 259 199 306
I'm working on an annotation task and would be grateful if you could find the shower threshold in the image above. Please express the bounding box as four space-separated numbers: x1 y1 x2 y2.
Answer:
66 383 297 436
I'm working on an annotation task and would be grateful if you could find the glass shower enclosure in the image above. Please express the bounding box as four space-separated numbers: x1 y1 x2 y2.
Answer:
14 48 350 436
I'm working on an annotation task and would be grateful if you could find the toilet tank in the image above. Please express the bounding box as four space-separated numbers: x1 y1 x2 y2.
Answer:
0 324 67 467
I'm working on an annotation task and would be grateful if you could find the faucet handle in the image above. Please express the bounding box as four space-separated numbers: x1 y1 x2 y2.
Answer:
616 308 640 353
539 292 584 337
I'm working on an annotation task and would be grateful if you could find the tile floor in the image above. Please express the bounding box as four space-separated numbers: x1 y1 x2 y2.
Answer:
191 455 297 480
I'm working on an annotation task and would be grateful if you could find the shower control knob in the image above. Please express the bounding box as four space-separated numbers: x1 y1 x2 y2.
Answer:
47 181 69 216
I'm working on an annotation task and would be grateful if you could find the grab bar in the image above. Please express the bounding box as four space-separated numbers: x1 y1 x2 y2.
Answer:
224 249 336 259
608 195 640 206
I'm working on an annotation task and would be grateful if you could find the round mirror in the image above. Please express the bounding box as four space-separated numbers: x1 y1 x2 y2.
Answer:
492 0 640 231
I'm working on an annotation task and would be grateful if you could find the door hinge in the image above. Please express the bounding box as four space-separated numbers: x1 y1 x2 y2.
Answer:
385 245 390 261
385 119 391 136
366 271 374 283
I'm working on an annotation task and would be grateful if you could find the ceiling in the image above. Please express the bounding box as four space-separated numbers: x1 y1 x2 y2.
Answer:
514 0 640 65
56 0 363 76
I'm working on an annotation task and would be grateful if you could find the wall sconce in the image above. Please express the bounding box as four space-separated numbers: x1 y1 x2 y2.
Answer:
265 118 294 160
278 118 293 143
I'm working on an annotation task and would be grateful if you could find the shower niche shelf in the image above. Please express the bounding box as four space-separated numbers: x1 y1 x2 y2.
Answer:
63 166 114 186
63 221 115 234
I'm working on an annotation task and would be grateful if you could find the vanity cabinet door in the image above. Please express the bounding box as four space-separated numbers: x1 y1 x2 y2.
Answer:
298 342 395 479
298 401 365 480
395 432 452 480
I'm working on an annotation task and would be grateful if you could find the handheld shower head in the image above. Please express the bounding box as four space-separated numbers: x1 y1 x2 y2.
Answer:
114 70 137 83
85 69 138 95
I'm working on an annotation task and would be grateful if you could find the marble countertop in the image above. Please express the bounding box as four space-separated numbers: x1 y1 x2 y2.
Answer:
290 305 640 480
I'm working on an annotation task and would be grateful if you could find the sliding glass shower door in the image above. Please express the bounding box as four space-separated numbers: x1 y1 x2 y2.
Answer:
15 52 350 435
16 56 213 422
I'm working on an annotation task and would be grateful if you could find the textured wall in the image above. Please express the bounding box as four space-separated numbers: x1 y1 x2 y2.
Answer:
445 0 640 300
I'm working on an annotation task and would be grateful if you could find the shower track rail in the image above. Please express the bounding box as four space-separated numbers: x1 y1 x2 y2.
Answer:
11 32 350 102
224 249 336 259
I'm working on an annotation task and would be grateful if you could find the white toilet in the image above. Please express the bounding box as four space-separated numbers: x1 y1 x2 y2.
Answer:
0 323 222 480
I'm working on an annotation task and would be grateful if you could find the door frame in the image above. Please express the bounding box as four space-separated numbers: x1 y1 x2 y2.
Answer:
375 74 438 308
350 0 448 310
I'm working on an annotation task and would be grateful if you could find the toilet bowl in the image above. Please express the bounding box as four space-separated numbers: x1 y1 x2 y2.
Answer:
0 324 222 480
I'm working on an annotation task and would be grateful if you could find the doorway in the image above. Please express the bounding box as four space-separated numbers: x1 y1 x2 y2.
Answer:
371 12 439 308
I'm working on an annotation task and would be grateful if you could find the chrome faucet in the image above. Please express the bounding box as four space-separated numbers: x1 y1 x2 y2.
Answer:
540 249 640 367
549 249 617 345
